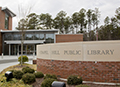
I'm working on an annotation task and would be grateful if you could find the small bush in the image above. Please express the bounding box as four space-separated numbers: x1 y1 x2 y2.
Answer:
22 66 35 74
18 55 28 64
22 73 35 84
13 70 23 79
9 70 16 73
34 72 44 78
67 75 82 85
75 84 90 87
41 78 56 87
44 74 57 80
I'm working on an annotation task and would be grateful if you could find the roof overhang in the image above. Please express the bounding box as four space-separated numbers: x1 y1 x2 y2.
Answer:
2 7 16 17
4 40 45 44
0 29 59 33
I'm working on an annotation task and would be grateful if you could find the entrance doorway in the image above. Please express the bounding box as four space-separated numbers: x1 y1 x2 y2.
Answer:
11 44 35 55
19 44 35 55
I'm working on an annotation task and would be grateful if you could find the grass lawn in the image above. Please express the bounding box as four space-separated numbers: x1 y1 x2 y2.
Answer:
0 63 36 87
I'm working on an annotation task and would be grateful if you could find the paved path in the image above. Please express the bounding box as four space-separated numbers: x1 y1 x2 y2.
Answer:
0 55 36 73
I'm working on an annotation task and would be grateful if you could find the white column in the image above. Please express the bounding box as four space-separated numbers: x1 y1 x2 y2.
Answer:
26 45 27 55
34 45 35 54
33 44 35 59
9 44 11 55
18 45 19 54
17 45 19 57
1 53 3 59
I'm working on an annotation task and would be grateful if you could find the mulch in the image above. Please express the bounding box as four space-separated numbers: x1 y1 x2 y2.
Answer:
31 78 120 87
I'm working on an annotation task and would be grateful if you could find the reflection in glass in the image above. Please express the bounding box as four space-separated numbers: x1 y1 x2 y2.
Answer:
40 34 44 40
25 33 33 40
46 34 54 43
4 33 12 40
5 14 9 29
34 34 39 40
13 34 21 40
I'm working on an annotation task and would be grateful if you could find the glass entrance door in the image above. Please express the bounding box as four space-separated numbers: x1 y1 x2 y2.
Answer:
19 44 34 55
11 44 35 55
26 45 34 55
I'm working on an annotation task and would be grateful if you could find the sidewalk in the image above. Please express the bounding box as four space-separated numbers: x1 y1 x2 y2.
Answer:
0 55 36 60
0 55 36 72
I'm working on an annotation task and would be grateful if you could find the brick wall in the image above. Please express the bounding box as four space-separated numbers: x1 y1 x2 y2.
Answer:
0 7 12 30
9 16 12 30
37 58 120 83
0 7 5 30
56 34 83 43
0 32 2 55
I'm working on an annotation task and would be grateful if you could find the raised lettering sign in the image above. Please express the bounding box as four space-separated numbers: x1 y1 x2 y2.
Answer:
64 50 81 55
40 51 49 54
52 51 60 55
87 50 114 55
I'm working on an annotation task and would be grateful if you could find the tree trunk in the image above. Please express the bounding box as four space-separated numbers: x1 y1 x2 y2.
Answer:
21 29 24 66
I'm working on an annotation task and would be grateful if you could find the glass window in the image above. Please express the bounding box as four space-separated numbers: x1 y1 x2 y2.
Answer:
4 33 12 40
33 33 44 40
34 34 39 40
45 34 54 43
40 34 44 40
13 34 21 40
25 33 34 40
5 14 9 29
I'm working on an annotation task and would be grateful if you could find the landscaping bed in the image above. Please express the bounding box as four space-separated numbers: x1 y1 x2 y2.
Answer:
32 78 120 87
0 64 120 87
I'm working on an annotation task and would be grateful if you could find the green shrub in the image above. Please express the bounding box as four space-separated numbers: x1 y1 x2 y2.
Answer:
41 78 56 87
67 75 82 85
9 70 16 73
18 55 28 64
75 84 90 87
22 73 35 84
22 66 35 74
13 70 23 79
34 72 44 78
44 74 57 80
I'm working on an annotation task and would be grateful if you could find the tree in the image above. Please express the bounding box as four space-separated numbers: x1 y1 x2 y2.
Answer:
16 18 28 30
17 5 32 66
27 13 39 29
53 10 67 34
92 13 96 30
39 13 53 29
87 9 93 32
72 12 79 33
115 7 120 26
94 8 100 40
104 16 112 40
64 16 72 34
104 16 110 25
110 17 120 39
86 9 93 40
78 8 87 33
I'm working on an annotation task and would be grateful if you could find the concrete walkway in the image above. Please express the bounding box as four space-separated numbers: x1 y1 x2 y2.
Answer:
0 55 36 73
0 55 36 60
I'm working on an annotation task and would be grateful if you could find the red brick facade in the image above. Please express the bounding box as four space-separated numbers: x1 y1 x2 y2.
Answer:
0 32 2 55
0 7 12 30
37 58 120 83
56 34 83 43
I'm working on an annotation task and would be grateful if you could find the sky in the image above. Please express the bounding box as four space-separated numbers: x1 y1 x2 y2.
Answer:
0 0 120 30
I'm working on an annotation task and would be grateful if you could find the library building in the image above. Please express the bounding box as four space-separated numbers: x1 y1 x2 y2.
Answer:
0 7 83 55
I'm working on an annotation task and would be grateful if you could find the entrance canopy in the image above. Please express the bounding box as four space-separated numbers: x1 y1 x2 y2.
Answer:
4 40 45 44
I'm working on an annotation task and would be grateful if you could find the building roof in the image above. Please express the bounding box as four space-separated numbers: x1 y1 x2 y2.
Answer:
2 7 16 17
0 29 59 33
4 40 45 44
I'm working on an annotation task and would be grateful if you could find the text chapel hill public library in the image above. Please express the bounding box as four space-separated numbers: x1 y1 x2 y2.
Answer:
1 7 120 83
